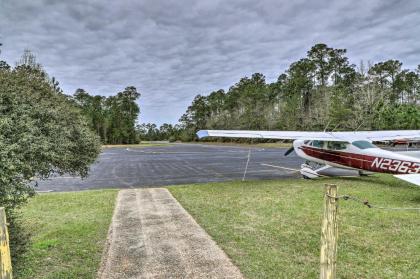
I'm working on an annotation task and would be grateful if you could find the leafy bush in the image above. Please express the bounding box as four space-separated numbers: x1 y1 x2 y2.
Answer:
0 60 101 261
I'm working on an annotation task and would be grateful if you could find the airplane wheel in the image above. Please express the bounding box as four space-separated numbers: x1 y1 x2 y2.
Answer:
302 175 310 179
358 171 368 176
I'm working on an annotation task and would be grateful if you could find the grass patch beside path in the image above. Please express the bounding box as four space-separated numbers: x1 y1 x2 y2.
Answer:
169 175 420 278
15 190 118 279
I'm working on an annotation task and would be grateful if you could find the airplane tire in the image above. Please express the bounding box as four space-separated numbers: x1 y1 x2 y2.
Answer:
358 170 369 176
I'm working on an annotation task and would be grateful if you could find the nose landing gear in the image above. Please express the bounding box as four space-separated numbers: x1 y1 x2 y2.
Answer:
300 163 324 179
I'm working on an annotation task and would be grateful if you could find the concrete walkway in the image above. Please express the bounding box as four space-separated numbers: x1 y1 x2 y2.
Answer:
98 188 243 279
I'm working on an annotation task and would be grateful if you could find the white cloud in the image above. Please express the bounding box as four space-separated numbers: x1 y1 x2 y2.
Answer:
1 0 419 124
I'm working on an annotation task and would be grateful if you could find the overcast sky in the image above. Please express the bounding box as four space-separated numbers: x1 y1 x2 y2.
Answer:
1 0 419 125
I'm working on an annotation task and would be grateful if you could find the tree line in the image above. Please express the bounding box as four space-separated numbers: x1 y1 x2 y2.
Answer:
136 123 185 142
143 43 418 142
74 87 140 144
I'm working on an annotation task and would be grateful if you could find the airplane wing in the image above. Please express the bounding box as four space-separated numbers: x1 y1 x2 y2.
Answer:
197 129 420 142
331 130 420 142
196 130 348 141
394 174 420 187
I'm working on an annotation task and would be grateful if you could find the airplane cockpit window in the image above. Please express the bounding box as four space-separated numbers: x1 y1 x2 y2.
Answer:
352 140 377 149
312 140 324 148
327 141 347 150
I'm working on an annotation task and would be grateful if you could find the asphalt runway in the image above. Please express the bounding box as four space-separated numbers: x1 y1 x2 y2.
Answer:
37 143 303 192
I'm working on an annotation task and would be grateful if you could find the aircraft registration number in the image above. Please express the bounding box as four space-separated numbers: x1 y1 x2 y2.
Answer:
371 158 420 173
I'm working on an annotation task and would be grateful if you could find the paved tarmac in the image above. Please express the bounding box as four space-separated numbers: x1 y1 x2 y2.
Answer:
37 143 303 192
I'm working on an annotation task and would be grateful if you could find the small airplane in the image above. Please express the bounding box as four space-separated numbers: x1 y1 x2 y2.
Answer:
197 129 420 187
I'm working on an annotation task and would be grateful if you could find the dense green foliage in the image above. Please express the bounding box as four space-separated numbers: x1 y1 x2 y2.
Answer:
176 43 420 141
136 123 184 142
0 50 101 263
0 54 101 213
73 87 140 144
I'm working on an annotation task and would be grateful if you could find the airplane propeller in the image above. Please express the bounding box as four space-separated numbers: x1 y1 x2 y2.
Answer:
284 146 295 156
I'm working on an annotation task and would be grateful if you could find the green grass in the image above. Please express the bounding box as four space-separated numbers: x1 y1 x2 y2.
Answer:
14 190 118 279
169 175 420 278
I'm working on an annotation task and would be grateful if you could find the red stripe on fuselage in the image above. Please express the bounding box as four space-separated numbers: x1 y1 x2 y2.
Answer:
299 146 420 174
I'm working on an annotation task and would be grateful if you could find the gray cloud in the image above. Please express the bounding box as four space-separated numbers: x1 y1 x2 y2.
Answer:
1 0 419 125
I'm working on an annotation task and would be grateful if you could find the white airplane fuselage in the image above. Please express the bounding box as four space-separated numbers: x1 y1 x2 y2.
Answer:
293 140 420 175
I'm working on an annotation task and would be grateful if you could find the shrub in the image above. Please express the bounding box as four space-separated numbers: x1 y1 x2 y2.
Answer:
0 62 101 262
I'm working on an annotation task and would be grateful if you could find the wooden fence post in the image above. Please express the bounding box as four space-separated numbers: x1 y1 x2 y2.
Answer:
320 184 338 279
0 208 12 279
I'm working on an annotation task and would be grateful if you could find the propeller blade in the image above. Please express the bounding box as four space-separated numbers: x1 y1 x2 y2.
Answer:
284 146 295 156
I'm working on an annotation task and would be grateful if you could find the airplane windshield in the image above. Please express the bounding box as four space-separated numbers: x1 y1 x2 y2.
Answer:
352 140 377 149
